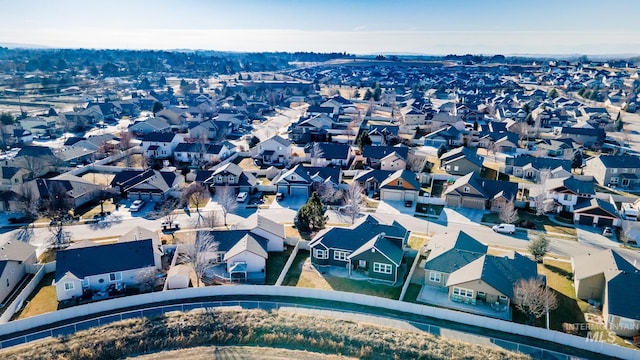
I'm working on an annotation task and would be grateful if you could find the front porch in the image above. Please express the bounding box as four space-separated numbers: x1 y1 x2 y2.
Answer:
417 285 512 321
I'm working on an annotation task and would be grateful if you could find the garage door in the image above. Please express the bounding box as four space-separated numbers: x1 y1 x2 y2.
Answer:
462 197 485 210
289 186 308 197
382 190 403 201
597 217 614 227
446 196 461 207
578 215 593 225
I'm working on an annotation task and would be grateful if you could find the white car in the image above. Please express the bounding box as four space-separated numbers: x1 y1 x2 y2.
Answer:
492 223 515 234
130 199 146 212
236 192 248 203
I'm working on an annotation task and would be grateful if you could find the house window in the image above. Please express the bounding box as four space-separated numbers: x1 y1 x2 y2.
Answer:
463 187 470 193
109 272 122 282
64 282 74 291
373 262 393 274
358 260 366 268
454 165 459 172
445 165 451 171
313 248 328 259
229 176 234 182
216 253 223 263
499 295 508 301
217 176 223 182
82 278 90 288
515 169 522 174
611 169 617 174
452 287 474 298
397 179 403 186
429 271 441 283
563 194 571 201
611 177 619 184
334 251 349 261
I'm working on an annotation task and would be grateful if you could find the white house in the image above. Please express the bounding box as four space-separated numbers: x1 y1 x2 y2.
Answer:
380 151 407 171
252 135 292 166
140 132 185 160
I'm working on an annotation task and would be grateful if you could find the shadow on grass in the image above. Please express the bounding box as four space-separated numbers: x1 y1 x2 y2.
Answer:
281 251 308 286
543 263 573 281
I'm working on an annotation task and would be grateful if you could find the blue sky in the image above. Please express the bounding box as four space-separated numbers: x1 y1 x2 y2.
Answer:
2 0 639 55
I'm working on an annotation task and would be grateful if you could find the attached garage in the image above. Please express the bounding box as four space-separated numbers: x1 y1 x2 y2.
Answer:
461 197 486 210
597 217 614 227
289 186 309 197
381 190 403 201
578 215 593 226
446 195 461 208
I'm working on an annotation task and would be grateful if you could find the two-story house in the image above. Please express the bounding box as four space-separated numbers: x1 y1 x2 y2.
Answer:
173 142 230 165
309 215 409 283
439 146 484 176
305 142 354 168
545 175 596 212
195 163 257 194
584 154 640 189
140 132 184 160
252 135 292 167
505 155 572 181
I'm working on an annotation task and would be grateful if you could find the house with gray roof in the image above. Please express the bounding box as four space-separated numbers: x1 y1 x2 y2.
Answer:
573 198 621 228
545 175 596 213
439 146 484 176
444 172 518 211
584 154 640 189
140 131 184 160
128 117 171 136
272 164 313 197
309 215 409 283
505 155 572 181
195 163 257 194
0 240 37 305
379 169 420 203
422 231 538 320
55 238 161 302
251 135 292 167
111 169 182 201
573 249 640 336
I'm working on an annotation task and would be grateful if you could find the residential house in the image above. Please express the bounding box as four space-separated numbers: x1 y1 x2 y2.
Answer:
188 119 223 141
0 240 37 305
439 147 484 176
584 154 640 189
173 142 230 165
534 139 577 158
288 114 333 143
302 165 342 194
252 135 292 167
380 151 407 171
556 127 605 148
379 169 420 203
111 168 182 201
353 169 394 193
444 172 518 211
573 249 640 337
0 166 29 191
140 132 184 160
309 215 409 283
573 198 621 228
198 215 284 284
421 126 463 148
362 145 409 169
272 164 312 197
306 142 354 168
544 175 596 213
402 107 427 126
422 231 538 319
195 163 257 194
128 117 171 136
33 174 102 209
18 116 60 137
55 238 162 302
505 155 572 181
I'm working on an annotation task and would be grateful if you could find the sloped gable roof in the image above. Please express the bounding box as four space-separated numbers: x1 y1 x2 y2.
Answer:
425 231 488 274
55 239 156 282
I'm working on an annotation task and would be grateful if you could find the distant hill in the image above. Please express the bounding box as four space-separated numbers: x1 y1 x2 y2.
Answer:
0 42 50 49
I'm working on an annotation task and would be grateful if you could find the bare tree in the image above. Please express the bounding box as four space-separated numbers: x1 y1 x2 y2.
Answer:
182 182 210 224
317 182 342 205
215 185 238 227
513 278 558 325
407 152 426 173
499 197 519 224
136 267 158 293
157 196 180 224
119 130 134 150
341 181 365 224
13 183 38 217
202 210 220 229
179 231 219 287
533 169 553 217
310 143 324 167
39 182 74 248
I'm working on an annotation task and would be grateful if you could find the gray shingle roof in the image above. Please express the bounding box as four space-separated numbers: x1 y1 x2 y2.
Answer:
55 239 156 282
310 215 408 253
598 154 640 169
425 231 488 274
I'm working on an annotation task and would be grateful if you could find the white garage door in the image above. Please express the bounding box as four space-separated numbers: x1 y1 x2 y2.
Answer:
290 186 309 197
382 190 403 201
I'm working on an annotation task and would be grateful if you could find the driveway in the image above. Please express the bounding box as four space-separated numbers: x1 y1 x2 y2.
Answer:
575 226 620 250
375 200 415 215
438 208 486 226
270 195 307 211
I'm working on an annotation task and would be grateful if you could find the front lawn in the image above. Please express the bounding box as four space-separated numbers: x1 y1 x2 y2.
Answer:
536 260 588 332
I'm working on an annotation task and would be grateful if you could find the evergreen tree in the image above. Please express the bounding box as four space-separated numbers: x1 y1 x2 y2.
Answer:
0 112 15 125
295 192 327 232
528 234 550 262
373 83 382 101
614 112 623 131
356 130 372 150
363 89 373 101
353 89 361 99
571 151 583 169
158 76 167 87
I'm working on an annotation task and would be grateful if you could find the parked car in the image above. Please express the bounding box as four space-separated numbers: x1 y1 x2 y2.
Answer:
405 200 413 207
130 199 146 212
275 192 284 201
492 223 515 234
161 220 180 230
236 192 248 203
602 226 613 237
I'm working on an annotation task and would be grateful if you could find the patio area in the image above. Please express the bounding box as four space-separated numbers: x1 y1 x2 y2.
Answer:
202 263 265 285
417 285 512 321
